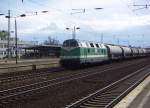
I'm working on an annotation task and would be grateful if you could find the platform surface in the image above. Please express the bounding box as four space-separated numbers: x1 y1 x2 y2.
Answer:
128 81 150 108
114 75 150 108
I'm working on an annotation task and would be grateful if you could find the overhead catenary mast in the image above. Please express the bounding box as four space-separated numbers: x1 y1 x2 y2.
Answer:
133 3 149 47
7 10 11 59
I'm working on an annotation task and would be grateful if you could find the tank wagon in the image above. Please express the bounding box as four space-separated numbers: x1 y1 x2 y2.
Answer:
60 39 148 67
142 49 147 56
105 44 123 60
145 48 150 56
131 48 139 57
138 48 144 56
121 46 132 58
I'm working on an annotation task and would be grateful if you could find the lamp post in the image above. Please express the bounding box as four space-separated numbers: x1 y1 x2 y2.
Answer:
15 18 18 64
6 13 26 64
12 12 46 62
1 10 47 63
66 26 80 39
14 14 26 64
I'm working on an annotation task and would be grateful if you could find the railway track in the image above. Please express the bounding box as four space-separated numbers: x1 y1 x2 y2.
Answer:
0 58 148 107
0 58 146 85
0 66 64 84
0 58 146 90
0 61 134 91
66 65 150 108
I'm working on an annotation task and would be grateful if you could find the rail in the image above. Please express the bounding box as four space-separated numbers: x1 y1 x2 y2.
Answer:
66 65 150 108
0 60 147 100
0 59 149 107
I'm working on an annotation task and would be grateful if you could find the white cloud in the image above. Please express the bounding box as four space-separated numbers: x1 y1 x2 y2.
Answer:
0 0 143 34
82 14 150 31
0 0 150 46
15 0 149 34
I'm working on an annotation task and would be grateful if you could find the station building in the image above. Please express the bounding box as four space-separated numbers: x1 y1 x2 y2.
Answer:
23 45 61 58
0 37 35 59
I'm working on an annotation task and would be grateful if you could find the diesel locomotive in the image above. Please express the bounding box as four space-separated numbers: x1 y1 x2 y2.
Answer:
60 39 148 67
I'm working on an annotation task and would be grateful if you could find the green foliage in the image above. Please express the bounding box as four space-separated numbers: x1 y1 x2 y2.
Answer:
0 30 8 39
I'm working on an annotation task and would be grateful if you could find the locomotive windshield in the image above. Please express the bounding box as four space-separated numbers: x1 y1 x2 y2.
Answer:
63 39 79 47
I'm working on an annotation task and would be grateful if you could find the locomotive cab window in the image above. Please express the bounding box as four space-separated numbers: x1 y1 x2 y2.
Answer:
63 40 79 47
95 44 99 48
88 49 90 53
90 43 94 47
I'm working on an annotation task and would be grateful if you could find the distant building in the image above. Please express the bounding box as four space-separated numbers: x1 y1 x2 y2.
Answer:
0 37 36 59
23 45 61 58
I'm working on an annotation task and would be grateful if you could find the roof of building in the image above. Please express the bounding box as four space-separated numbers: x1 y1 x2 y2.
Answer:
23 45 61 50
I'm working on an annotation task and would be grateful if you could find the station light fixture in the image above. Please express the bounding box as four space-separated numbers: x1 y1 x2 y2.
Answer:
94 8 103 10
20 14 26 17
66 28 70 30
42 11 48 13
5 16 11 18
0 13 5 16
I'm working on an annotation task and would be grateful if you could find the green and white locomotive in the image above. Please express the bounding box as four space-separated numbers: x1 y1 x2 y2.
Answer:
60 39 149 68
60 39 108 67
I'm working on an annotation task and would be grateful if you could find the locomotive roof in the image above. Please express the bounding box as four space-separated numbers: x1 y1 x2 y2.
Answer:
64 39 146 50
64 39 106 48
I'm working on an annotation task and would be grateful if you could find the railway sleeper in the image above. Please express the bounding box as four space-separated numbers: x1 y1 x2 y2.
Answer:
87 101 111 105
82 103 107 107
101 91 122 95
87 99 113 104
124 81 136 85
114 87 129 91
1 98 18 104
96 94 118 98
90 98 114 102
1 97 28 106
100 91 118 94
0 100 10 104
0 103 12 108
79 105 101 108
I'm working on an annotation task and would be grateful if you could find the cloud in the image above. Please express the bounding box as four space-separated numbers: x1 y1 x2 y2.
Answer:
1 0 148 34
82 14 150 31
0 0 150 46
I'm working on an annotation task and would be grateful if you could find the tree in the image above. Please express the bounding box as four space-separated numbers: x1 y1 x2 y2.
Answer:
0 30 8 39
44 36 59 45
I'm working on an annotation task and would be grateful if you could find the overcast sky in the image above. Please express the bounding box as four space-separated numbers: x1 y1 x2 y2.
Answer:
0 0 150 47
